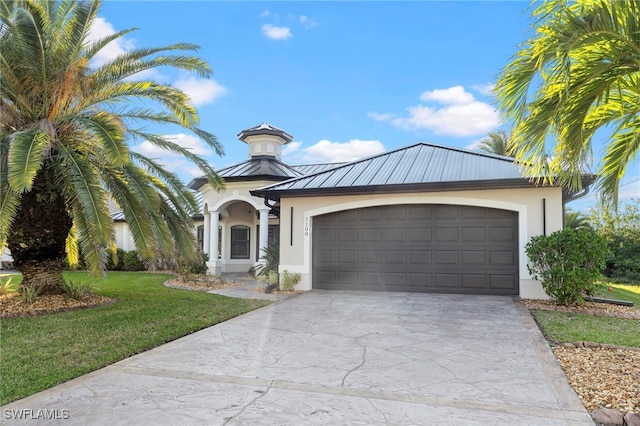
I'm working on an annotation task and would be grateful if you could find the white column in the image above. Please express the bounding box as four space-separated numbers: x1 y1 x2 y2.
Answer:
258 208 270 264
209 211 219 260
203 211 211 256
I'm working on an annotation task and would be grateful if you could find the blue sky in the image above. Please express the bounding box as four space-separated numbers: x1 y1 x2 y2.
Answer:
95 1 638 211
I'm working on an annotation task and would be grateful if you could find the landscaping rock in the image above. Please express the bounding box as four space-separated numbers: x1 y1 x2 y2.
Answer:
625 412 640 426
591 408 624 426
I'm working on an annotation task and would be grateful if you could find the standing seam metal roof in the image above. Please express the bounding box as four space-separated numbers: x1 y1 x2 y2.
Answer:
251 142 533 197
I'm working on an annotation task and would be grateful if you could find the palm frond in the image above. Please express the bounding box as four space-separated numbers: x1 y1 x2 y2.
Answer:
7 129 48 192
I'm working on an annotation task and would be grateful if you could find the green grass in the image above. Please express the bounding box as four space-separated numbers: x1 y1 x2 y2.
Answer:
0 271 271 405
531 281 640 348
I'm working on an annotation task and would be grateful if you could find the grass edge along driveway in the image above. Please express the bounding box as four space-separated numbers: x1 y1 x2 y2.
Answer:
531 283 640 348
1 271 271 405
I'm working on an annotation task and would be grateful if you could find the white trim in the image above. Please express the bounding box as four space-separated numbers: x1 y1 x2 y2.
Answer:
211 194 263 212
301 195 531 290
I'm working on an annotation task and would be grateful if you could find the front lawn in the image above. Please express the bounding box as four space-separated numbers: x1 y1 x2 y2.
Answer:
531 281 640 348
0 271 271 405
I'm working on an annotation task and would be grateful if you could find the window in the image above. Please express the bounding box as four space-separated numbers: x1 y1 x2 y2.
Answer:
196 226 204 251
231 225 250 259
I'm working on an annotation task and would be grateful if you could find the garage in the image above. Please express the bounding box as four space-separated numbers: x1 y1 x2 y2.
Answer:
251 141 593 299
312 204 519 295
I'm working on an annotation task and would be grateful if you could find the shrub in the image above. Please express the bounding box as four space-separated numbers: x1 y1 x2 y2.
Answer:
280 270 301 291
526 228 609 306
178 251 208 276
122 250 146 271
255 239 279 277
106 248 126 271
588 199 640 281
61 280 95 300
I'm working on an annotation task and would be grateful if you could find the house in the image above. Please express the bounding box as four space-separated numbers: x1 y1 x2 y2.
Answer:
187 123 594 299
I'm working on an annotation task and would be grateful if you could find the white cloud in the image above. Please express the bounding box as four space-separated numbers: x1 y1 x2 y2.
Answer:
260 10 272 18
299 15 317 29
367 111 396 122
472 83 496 97
261 24 292 40
134 134 214 177
419 86 475 105
86 17 134 66
284 139 385 164
282 141 302 157
174 77 228 106
465 138 486 151
371 86 500 137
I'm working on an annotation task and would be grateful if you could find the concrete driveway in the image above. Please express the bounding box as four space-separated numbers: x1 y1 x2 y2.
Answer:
3 291 593 425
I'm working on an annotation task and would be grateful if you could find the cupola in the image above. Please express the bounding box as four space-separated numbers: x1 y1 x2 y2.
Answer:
237 123 294 161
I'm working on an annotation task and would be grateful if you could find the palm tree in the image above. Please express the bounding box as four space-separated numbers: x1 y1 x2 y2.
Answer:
495 0 640 204
478 130 513 156
564 209 591 231
0 0 224 294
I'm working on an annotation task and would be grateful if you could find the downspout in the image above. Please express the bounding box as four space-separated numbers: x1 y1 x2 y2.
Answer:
542 198 546 236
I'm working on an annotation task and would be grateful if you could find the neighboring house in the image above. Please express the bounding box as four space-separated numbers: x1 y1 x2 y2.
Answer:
189 123 594 299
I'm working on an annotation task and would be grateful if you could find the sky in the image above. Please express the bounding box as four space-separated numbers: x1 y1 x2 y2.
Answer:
95 1 639 212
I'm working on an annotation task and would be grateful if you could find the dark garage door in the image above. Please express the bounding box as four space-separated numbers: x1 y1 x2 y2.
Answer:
312 204 519 295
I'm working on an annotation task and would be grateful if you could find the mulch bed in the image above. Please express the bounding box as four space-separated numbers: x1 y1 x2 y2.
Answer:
0 293 115 318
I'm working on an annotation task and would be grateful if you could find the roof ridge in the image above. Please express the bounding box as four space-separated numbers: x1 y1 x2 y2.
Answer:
417 142 518 163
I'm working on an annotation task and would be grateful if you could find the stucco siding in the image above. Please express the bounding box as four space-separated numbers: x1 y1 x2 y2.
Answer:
277 186 563 299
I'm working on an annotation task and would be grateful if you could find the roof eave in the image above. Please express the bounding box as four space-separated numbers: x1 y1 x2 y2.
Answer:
251 178 549 201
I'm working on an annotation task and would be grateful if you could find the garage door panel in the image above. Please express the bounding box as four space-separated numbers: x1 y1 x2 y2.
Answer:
385 228 406 241
462 227 486 242
338 250 358 263
361 207 382 220
408 205 432 220
490 250 516 266
408 273 431 287
490 227 516 242
409 228 432 242
461 206 488 219
384 206 407 220
408 250 431 264
338 210 359 221
361 272 382 285
490 275 517 289
362 228 382 241
313 204 518 295
435 250 458 264
384 273 407 286
315 250 335 263
462 274 487 289
435 228 458 242
361 251 382 263
434 274 459 288
435 205 458 220
462 251 487 265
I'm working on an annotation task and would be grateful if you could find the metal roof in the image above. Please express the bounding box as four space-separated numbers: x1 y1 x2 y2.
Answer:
189 157 303 190
112 191 204 221
292 162 346 175
251 142 544 199
237 123 294 144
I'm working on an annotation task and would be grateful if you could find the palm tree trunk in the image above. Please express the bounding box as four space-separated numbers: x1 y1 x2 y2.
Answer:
7 167 72 295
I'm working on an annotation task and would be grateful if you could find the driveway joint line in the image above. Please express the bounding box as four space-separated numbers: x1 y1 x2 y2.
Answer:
114 364 587 422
